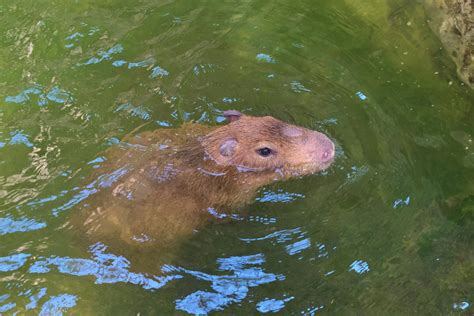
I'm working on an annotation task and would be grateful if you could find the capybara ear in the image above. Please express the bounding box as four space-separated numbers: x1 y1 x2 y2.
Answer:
223 110 243 122
219 138 238 157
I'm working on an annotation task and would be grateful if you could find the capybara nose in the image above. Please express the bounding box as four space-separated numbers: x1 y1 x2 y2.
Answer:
312 132 335 164
321 141 335 162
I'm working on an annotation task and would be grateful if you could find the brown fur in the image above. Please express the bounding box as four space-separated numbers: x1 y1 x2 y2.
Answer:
72 113 335 251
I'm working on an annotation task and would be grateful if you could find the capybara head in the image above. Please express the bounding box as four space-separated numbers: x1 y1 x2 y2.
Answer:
201 110 335 176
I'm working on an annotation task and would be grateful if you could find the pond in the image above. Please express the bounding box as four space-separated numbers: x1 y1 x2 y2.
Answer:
0 0 473 314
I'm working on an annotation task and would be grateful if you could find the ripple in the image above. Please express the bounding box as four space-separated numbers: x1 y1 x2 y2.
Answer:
29 243 182 290
51 166 129 216
150 65 170 78
78 44 124 66
5 85 73 107
348 259 370 274
0 217 46 235
240 227 304 244
0 253 31 272
193 63 216 76
169 253 284 314
115 102 152 120
39 294 77 316
285 238 311 256
256 296 294 313
290 81 311 93
256 189 305 203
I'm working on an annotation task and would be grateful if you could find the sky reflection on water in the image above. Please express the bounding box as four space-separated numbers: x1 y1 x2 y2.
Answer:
0 0 473 314
1 244 284 314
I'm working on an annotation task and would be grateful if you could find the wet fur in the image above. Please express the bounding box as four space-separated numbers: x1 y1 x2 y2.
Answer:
72 116 333 251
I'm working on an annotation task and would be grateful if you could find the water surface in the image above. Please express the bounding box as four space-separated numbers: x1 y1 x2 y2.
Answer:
0 0 473 314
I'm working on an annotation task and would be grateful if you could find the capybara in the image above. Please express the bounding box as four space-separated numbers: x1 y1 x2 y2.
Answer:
73 111 335 250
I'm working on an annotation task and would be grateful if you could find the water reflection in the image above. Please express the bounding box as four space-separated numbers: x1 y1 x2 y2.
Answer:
115 102 152 121
240 227 305 244
256 296 294 313
170 253 284 314
256 189 305 203
25 288 47 310
1 0 473 313
1 245 283 314
79 44 124 66
0 287 76 315
0 253 30 272
5 85 73 106
29 243 183 290
0 217 46 235
51 166 129 216
39 294 77 316
348 260 370 274
256 53 275 63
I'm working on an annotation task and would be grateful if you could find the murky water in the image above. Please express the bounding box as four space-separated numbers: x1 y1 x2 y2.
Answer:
1 0 473 314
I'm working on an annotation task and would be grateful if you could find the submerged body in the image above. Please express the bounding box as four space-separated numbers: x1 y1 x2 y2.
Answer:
75 111 335 249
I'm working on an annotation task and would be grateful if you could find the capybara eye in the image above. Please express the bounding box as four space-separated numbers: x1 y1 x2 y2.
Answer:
257 147 272 157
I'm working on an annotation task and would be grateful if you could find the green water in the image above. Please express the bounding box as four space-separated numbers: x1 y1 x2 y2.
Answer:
1 0 473 314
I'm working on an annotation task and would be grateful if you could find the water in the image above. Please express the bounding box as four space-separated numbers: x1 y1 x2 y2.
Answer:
1 0 473 314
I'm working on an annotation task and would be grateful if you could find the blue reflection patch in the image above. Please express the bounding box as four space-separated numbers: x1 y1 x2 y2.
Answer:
349 259 370 274
80 44 124 66
29 243 183 290
217 254 265 271
240 227 304 244
87 156 106 166
453 301 470 311
256 53 275 63
106 137 120 146
128 58 154 69
39 294 77 316
302 304 325 315
356 91 367 101
285 238 311 256
0 302 16 313
156 120 172 127
27 192 66 207
52 166 129 215
112 60 127 67
5 86 42 104
5 85 72 106
0 253 31 272
46 87 72 104
256 296 294 313
0 217 46 235
176 291 234 314
393 196 410 209
25 288 47 310
150 66 170 78
167 253 284 314
9 130 33 147
256 189 305 203
65 32 84 41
